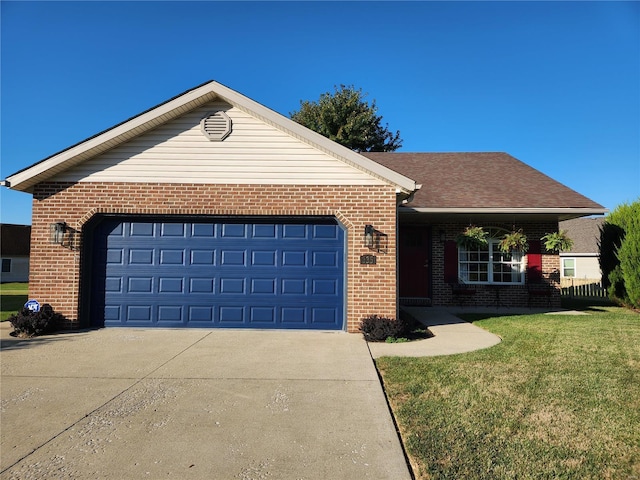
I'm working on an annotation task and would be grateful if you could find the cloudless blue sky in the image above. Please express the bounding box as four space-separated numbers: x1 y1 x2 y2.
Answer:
2 1 638 225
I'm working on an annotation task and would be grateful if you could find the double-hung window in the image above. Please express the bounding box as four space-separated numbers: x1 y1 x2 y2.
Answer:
458 238 525 285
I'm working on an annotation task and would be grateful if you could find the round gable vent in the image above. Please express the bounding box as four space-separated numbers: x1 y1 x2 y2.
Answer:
200 111 232 141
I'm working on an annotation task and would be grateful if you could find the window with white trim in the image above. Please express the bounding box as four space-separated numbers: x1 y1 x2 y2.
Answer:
562 258 575 277
458 230 525 284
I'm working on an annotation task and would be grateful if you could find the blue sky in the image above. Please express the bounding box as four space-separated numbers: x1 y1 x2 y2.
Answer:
1 1 638 225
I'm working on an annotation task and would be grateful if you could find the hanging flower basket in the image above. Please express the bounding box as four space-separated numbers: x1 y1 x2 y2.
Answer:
498 229 529 253
541 230 574 253
455 226 489 250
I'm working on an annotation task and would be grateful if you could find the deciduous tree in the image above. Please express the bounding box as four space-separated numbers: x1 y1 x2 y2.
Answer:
290 85 402 152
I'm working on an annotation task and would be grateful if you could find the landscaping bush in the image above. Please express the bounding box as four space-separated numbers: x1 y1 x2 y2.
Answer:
8 304 63 337
359 315 410 342
600 199 640 309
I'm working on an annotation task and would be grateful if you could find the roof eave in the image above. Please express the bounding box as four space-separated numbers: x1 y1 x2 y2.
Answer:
5 84 220 192
5 80 417 195
399 207 608 222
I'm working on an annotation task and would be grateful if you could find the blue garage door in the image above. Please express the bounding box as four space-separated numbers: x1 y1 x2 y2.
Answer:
90 217 345 330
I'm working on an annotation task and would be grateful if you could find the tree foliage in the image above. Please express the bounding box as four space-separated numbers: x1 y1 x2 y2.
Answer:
599 199 640 308
290 85 402 152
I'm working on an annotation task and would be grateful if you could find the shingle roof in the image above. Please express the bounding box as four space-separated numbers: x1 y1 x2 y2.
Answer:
362 152 605 210
559 217 605 254
0 224 31 256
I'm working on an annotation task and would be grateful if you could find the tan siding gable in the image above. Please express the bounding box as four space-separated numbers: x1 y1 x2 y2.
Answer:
52 101 387 185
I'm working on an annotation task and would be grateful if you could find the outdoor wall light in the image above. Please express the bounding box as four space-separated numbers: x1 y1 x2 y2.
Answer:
439 229 446 242
364 224 388 253
50 222 67 245
364 224 375 249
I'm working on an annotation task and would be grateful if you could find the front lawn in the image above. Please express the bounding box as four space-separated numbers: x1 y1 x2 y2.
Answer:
377 306 640 480
0 282 28 321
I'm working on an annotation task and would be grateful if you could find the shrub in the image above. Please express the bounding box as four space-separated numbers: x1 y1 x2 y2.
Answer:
618 226 640 308
359 315 410 342
9 304 63 337
599 222 625 290
600 199 640 309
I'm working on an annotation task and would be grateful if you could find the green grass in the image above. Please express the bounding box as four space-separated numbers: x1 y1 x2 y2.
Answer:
0 282 28 321
377 306 640 480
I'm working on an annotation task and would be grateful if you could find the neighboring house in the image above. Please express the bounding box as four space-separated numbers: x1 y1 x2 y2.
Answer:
558 217 605 281
2 81 606 332
0 224 31 283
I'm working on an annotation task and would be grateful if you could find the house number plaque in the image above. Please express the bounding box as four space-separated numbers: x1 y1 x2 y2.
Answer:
360 254 377 265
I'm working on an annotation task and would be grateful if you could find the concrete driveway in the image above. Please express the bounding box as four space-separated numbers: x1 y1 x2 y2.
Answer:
0 324 410 479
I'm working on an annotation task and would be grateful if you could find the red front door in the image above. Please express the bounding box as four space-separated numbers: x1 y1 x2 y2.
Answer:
399 226 431 298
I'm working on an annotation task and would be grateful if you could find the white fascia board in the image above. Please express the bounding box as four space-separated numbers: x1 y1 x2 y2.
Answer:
6 80 417 195
401 207 608 215
209 82 417 194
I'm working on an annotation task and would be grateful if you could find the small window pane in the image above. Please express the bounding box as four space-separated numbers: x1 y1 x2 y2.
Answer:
563 258 575 277
1 259 10 273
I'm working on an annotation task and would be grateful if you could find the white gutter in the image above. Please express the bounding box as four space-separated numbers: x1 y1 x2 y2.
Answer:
400 207 608 215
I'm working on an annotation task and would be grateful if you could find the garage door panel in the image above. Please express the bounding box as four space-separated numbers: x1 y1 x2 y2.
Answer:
128 305 152 322
130 249 154 265
251 279 276 294
91 218 344 329
251 251 276 266
158 306 183 322
130 222 154 237
221 250 246 266
190 250 215 265
160 249 185 265
106 249 124 264
158 278 184 293
192 223 215 237
282 225 306 239
189 306 214 322
189 278 215 293
161 223 186 237
282 251 306 266
222 224 246 238
253 224 276 238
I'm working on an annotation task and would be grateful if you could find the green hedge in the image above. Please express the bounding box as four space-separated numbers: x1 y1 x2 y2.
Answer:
600 199 640 308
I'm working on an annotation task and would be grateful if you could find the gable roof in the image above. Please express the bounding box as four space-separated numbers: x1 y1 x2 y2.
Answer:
559 217 605 254
362 152 606 219
0 224 31 256
4 81 416 195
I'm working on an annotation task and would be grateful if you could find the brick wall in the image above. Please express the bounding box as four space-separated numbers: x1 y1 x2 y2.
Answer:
30 182 399 333
430 221 561 308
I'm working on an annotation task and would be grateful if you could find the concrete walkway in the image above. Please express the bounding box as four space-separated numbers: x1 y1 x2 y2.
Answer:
0 323 410 480
367 306 503 358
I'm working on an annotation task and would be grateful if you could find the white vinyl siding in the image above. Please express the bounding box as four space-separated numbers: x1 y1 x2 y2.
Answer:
51 101 387 186
559 255 601 280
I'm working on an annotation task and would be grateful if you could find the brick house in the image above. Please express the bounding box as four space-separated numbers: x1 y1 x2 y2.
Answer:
2 81 606 332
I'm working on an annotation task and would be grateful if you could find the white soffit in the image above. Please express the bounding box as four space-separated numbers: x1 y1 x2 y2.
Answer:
5 81 417 194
